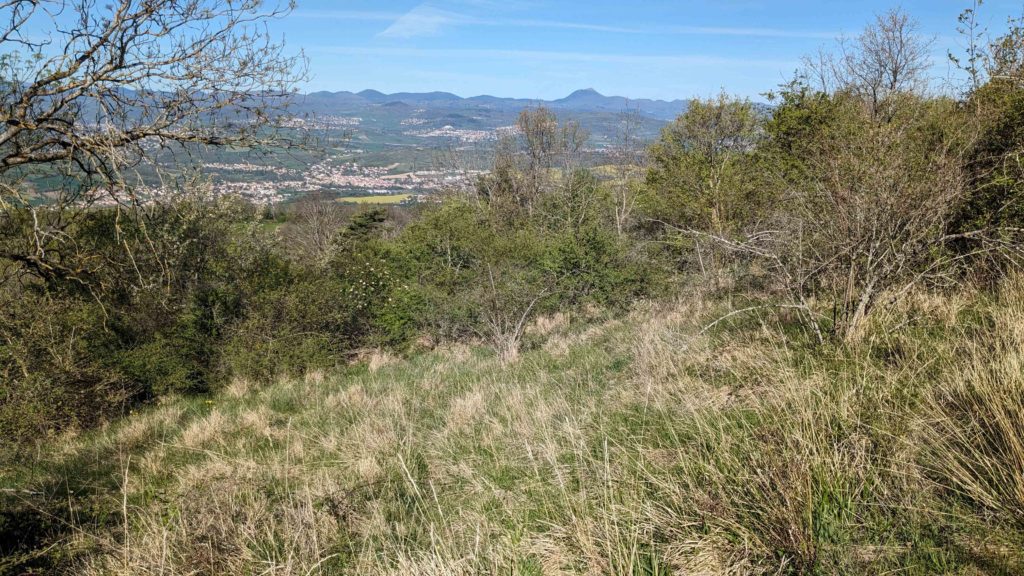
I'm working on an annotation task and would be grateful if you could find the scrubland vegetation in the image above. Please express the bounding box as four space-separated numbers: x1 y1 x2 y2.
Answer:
4 1 1024 574
6 280 1024 574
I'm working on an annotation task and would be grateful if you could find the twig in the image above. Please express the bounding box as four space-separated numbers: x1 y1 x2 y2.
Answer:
701 304 818 334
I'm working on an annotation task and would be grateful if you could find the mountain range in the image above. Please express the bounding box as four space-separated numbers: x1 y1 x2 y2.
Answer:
296 88 690 121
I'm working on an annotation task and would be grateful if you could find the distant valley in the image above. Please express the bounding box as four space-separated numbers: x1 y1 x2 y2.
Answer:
189 89 689 205
72 89 691 207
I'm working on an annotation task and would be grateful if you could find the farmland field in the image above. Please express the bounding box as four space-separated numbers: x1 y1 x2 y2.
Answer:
336 193 412 204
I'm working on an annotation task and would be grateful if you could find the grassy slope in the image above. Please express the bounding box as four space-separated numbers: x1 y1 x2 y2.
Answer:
4 284 1024 575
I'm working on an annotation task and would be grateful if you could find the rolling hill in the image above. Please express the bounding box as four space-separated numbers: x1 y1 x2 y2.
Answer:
293 87 690 121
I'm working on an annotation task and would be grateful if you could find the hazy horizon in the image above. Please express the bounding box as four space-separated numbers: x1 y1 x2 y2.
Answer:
300 86 690 101
281 0 1020 101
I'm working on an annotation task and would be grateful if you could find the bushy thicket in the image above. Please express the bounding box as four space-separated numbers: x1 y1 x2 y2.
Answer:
6 6 1024 575
0 112 659 451
641 13 1024 342
4 6 1024 470
0 198 287 442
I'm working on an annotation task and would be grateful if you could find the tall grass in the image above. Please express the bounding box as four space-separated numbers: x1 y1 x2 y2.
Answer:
4 280 1024 574
920 277 1024 532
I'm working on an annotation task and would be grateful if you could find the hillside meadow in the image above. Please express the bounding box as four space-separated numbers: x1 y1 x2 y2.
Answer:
6 3 1024 575
4 279 1024 574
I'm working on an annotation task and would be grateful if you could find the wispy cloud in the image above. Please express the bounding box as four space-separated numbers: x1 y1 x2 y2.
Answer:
302 4 833 41
378 6 469 39
501 18 641 34
292 10 403 22
667 26 836 39
446 0 539 9
375 4 639 38
310 45 797 69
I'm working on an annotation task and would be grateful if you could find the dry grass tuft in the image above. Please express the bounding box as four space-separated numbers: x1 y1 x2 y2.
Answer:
528 312 570 337
920 279 1024 528
225 377 253 399
14 278 1024 574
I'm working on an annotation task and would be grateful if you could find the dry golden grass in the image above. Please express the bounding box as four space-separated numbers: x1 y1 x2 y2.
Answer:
919 277 1024 529
9 278 1024 574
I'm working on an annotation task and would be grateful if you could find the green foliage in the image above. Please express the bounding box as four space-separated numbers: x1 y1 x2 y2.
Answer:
394 177 655 354
644 94 767 236
224 242 413 380
337 206 389 246
10 6 1024 574
955 80 1024 233
545 222 652 310
10 277 1024 574
0 292 126 447
0 196 276 448
225 277 347 380
761 85 860 185
395 201 550 342
5 6 1024 465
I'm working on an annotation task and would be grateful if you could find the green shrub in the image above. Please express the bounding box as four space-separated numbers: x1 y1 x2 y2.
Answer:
0 292 130 452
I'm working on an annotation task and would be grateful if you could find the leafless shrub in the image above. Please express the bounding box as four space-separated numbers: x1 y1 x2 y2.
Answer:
803 9 933 116
280 192 347 264
476 264 557 364
609 107 648 237
783 99 970 341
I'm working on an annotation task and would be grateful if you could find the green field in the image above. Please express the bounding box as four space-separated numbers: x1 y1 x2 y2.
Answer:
336 193 412 204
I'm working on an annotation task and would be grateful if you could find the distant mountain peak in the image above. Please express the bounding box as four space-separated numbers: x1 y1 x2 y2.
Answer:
295 88 691 121
565 88 603 98
553 88 621 107
357 89 387 100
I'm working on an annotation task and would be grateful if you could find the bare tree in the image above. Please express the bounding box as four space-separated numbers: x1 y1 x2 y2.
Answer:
475 106 590 218
950 0 987 93
609 106 646 236
801 47 841 94
558 115 589 175
803 9 932 115
0 0 305 287
280 192 347 265
517 106 560 214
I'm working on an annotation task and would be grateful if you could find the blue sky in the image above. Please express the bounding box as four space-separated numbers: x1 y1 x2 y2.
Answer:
279 0 1024 100
18 1 1023 101
280 0 1024 100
